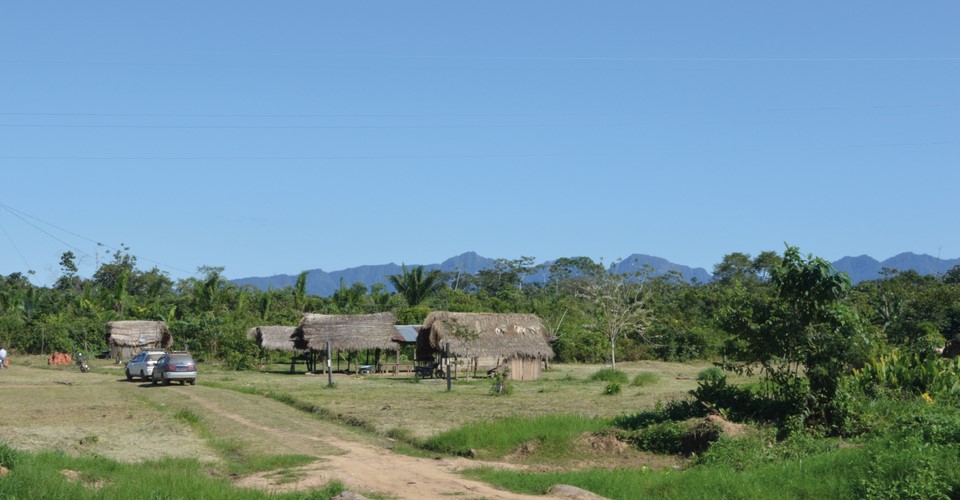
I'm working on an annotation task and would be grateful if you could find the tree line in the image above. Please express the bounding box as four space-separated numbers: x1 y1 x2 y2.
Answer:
2 246 960 374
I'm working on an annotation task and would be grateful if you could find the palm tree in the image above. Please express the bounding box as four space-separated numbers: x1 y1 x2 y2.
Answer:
294 271 308 312
388 265 444 306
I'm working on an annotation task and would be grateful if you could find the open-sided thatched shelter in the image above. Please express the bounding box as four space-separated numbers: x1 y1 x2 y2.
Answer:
104 320 172 360
246 326 299 351
418 312 554 381
292 312 398 372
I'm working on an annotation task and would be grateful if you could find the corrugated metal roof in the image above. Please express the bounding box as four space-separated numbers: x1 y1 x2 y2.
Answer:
393 325 420 343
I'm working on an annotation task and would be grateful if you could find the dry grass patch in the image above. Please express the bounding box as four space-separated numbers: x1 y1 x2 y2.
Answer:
0 361 216 463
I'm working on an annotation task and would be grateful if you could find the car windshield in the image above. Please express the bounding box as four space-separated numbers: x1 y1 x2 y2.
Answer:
147 353 164 361
168 355 193 364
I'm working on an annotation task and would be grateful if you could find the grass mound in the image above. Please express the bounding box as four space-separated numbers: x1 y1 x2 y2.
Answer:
590 368 629 384
421 415 610 461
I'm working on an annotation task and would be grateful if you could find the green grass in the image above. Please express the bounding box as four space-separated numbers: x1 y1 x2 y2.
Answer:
589 367 629 384
631 372 660 387
696 366 725 382
420 414 610 461
462 445 869 499
0 444 344 499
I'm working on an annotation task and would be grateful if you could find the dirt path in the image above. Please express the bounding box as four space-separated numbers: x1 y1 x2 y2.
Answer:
174 387 555 499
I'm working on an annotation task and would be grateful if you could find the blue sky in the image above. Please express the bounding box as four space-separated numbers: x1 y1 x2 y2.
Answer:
2 2 958 286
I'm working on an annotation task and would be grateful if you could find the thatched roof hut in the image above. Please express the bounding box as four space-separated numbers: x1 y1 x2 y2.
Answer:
247 326 300 351
104 320 172 360
293 312 399 352
418 312 554 381
419 312 554 360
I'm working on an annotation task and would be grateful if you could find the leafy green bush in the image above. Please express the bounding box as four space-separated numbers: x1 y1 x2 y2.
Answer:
631 372 659 387
622 419 721 455
613 399 704 430
696 429 836 471
603 382 622 395
691 376 806 425
223 351 256 371
856 437 952 499
851 350 960 400
622 421 686 454
696 366 725 383
490 370 514 396
590 368 628 384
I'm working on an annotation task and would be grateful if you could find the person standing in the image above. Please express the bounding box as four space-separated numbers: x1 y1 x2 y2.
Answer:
0 347 7 368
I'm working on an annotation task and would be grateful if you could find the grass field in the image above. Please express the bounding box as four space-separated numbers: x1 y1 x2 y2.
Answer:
10 354 930 499
0 355 713 496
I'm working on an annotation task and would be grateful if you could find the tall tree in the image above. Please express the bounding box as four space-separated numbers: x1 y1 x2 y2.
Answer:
388 265 444 306
720 246 867 416
576 267 652 370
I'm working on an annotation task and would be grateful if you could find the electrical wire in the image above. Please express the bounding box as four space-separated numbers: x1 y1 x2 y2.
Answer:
0 203 194 278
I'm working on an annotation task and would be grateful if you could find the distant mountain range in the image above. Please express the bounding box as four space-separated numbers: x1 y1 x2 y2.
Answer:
230 251 960 297
832 253 960 284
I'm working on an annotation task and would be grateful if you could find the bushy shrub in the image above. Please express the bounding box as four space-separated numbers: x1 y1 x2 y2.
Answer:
691 376 806 425
222 351 256 371
622 419 721 455
603 382 622 395
696 429 836 471
590 368 628 384
613 399 704 430
696 366 725 383
856 437 951 499
651 326 725 361
851 350 960 401
631 372 659 387
490 370 513 396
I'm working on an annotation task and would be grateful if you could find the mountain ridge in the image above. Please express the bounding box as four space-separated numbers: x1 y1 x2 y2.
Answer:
230 251 960 297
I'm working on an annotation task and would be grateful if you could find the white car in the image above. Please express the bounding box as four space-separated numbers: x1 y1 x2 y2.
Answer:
125 350 166 381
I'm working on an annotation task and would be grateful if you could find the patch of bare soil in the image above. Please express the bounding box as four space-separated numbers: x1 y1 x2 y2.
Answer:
576 433 628 455
175 388 551 499
505 440 541 461
60 469 107 490
570 432 684 471
706 414 747 438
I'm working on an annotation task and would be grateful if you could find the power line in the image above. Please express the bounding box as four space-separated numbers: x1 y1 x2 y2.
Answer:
0 123 564 130
0 111 548 118
0 203 194 278
0 215 32 272
0 152 571 161
0 205 94 260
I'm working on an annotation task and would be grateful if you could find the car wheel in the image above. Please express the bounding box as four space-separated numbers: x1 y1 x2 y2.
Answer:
126 369 132 381
188 379 195 386
152 377 158 386
163 377 171 386
141 371 148 381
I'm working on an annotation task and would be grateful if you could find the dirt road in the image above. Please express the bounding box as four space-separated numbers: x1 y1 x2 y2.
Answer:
175 387 555 499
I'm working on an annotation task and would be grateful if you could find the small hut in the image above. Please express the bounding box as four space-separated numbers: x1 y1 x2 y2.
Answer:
104 320 172 361
247 325 305 372
419 312 554 381
247 326 299 352
292 312 398 372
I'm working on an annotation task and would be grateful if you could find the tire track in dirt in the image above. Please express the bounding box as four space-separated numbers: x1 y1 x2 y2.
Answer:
174 387 553 499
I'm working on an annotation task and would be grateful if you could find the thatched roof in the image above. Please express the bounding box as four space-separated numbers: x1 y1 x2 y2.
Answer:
105 320 172 348
248 326 300 351
293 312 398 352
420 312 554 360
